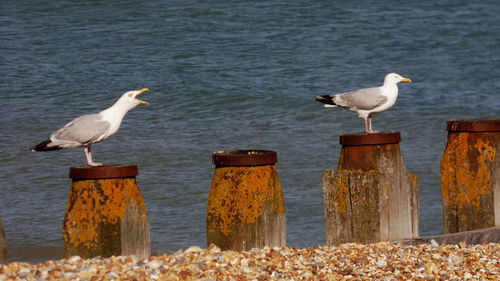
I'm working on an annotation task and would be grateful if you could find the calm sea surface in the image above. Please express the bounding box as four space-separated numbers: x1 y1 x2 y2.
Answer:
1 0 499 263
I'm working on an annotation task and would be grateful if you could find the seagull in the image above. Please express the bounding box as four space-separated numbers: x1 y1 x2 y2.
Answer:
31 88 150 166
315 73 411 133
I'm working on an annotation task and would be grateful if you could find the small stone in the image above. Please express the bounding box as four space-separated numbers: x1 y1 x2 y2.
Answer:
250 248 262 253
425 263 438 275
448 253 461 265
185 245 203 253
240 258 250 267
375 259 387 268
270 271 282 278
313 261 326 268
68 255 82 263
78 270 93 279
147 259 162 270
214 255 225 263
174 258 186 264
208 244 221 254
430 239 440 249
440 270 449 277
63 272 77 278
18 268 31 278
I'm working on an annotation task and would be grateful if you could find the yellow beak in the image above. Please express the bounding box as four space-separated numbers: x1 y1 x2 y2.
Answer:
402 78 412 83
137 88 149 105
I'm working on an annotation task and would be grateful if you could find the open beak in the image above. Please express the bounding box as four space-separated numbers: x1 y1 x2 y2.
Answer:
136 88 149 105
402 78 412 83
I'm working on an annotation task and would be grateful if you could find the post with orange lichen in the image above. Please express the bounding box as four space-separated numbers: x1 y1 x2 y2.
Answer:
63 164 150 259
0 219 7 264
323 132 419 245
207 150 286 251
441 119 500 233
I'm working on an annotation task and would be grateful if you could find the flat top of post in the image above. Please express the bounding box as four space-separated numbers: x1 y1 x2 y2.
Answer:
339 132 401 146
447 119 500 132
69 164 138 179
212 150 277 166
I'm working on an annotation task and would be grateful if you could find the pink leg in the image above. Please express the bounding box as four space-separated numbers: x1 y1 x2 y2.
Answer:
368 117 379 134
84 146 103 167
364 118 370 133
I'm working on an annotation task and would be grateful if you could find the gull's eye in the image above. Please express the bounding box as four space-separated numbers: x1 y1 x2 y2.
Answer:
128 93 133 97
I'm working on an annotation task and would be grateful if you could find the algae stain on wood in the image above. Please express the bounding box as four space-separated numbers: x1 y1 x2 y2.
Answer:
63 178 147 256
331 173 349 219
442 133 495 210
441 131 499 233
207 165 284 236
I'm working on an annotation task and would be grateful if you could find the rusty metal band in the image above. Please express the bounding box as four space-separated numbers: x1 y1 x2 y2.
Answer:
339 132 401 146
446 119 500 132
212 150 278 166
69 164 138 179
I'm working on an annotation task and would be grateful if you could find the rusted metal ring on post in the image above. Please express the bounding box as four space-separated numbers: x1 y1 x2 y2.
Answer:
212 150 278 166
446 119 500 132
69 164 138 179
339 132 401 146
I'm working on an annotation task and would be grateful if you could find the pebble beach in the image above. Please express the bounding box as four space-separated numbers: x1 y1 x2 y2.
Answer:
1 242 499 280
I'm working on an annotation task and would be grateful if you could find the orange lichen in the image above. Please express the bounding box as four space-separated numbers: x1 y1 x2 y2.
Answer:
330 173 349 218
441 132 496 210
63 178 146 248
207 165 285 236
328 171 382 219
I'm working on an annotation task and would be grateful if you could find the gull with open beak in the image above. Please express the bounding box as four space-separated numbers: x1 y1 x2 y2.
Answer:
31 88 150 166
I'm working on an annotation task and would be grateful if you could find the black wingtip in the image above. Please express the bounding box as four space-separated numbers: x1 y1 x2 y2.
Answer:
315 95 335 105
31 139 61 152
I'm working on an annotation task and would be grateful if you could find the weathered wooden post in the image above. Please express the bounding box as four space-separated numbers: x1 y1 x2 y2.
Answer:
63 164 150 259
441 119 500 233
0 219 7 264
207 150 286 251
323 132 419 244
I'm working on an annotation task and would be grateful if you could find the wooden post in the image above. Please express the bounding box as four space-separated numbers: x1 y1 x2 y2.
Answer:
0 219 6 264
63 164 150 259
323 170 385 244
441 119 500 233
323 132 419 244
207 150 286 251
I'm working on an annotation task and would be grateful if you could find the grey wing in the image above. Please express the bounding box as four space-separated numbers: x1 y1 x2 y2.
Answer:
50 114 110 147
335 87 387 111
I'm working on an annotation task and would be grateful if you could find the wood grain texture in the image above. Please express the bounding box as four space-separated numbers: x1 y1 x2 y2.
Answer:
323 171 382 244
